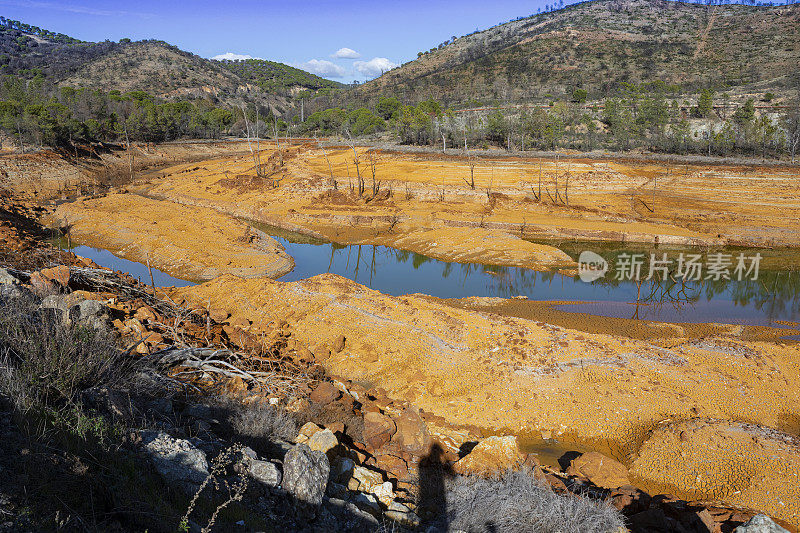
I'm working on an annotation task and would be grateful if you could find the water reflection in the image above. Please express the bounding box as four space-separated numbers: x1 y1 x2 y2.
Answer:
255 223 800 329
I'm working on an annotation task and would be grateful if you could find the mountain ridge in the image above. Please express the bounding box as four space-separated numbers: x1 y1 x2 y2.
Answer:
354 0 800 106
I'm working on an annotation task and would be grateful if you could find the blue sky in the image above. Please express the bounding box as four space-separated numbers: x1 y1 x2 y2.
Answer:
0 0 560 82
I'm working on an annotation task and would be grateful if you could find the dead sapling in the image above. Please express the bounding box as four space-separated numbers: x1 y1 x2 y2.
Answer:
345 131 364 197
368 154 381 200
315 135 337 190
462 159 477 190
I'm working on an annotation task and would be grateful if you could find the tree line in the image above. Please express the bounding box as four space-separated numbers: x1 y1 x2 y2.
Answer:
0 74 237 150
299 87 800 161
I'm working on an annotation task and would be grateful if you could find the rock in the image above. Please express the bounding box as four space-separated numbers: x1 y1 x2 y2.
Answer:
363 411 397 450
392 407 432 456
351 492 381 517
735 515 790 533
0 268 19 285
325 497 380 529
325 482 349 500
331 457 355 484
296 421 322 444
567 451 630 489
385 501 422 528
608 485 651 515
138 431 209 492
309 382 341 405
39 265 70 287
371 480 395 505
28 271 53 294
453 435 525 476
40 294 110 330
208 308 229 323
246 459 281 487
332 335 346 353
134 306 157 322
282 444 330 519
348 465 383 493
307 429 338 455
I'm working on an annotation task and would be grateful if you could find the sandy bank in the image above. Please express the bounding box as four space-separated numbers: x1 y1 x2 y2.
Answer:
52 193 293 281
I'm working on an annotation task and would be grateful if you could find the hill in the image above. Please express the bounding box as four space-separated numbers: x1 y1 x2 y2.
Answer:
354 0 800 106
0 18 338 107
215 58 343 95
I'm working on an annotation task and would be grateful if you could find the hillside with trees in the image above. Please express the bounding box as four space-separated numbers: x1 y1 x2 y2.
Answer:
216 59 344 95
350 0 800 107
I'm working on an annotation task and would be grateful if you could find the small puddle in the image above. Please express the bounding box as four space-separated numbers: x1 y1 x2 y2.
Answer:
55 241 194 288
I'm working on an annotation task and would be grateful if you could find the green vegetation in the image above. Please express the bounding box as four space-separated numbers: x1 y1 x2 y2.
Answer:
0 75 237 148
301 82 799 159
0 17 82 44
216 58 343 95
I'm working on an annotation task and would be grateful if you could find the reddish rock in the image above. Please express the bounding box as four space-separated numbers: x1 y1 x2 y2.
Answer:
453 435 525 477
364 411 397 450
375 453 411 482
310 382 341 405
545 473 569 493
40 265 70 287
608 485 652 515
566 451 630 489
392 407 432 456
332 335 346 353
134 306 157 322
28 271 53 293
208 308 230 323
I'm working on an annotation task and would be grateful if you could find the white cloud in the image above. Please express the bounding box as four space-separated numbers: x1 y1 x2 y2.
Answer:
353 57 398 79
211 52 261 61
295 59 347 78
332 47 361 59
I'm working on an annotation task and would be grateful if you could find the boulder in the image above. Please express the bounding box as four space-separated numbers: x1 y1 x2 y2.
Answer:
138 431 209 492
307 428 338 455
363 411 396 450
351 492 381 517
309 382 341 405
348 465 383 493
567 451 630 489
282 444 330 518
735 515 790 533
331 457 355 484
246 459 281 487
386 501 422 529
40 265 70 287
371 480 395 506
295 421 322 444
392 407 432 456
0 268 19 285
453 436 525 477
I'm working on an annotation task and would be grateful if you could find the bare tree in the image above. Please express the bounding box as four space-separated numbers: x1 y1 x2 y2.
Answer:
462 158 476 189
315 135 336 189
345 129 364 196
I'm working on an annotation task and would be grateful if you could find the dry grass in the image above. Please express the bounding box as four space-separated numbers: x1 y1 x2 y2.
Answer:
442 468 626 533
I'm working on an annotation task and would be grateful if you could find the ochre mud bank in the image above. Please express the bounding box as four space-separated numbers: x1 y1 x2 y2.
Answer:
52 193 293 280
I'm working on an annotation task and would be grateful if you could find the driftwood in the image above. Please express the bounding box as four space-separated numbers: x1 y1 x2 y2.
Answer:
150 346 306 394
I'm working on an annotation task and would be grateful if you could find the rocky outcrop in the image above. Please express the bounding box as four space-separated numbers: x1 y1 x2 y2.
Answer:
282 443 330 518
138 431 209 493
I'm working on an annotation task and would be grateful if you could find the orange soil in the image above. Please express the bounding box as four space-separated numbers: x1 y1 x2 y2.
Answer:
51 194 293 280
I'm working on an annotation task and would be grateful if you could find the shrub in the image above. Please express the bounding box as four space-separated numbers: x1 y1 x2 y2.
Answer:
230 400 297 442
443 469 626 533
0 292 128 417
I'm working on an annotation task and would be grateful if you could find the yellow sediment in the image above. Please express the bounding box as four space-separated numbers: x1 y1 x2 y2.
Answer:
52 193 293 281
